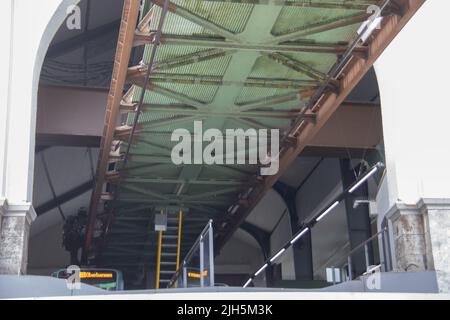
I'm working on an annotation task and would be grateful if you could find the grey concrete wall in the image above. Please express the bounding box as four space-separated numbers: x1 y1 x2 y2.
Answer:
37 85 110 137
28 221 70 276
215 229 264 286
295 158 350 280
246 189 295 281
270 213 295 281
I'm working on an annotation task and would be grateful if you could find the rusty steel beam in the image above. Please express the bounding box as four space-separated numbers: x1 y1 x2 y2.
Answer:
84 0 141 259
127 49 233 75
135 104 313 121
199 1 379 11
214 0 426 252
263 52 327 81
134 33 368 55
128 72 321 89
267 12 370 44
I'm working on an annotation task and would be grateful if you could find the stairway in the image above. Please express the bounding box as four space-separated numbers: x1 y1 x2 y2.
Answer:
156 209 182 289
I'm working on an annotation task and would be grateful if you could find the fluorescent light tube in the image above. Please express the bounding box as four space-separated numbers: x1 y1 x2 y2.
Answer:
348 166 378 194
254 264 268 277
290 228 309 245
316 201 340 222
243 279 252 288
270 248 286 263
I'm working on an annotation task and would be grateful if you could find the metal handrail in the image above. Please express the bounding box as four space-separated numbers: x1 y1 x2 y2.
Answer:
168 220 214 288
183 220 213 263
349 227 387 258
346 227 390 281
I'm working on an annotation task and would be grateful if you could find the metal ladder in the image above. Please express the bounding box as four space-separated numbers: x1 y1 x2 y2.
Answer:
155 208 182 289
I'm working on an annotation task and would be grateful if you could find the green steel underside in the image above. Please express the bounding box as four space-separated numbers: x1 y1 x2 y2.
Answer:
99 0 379 276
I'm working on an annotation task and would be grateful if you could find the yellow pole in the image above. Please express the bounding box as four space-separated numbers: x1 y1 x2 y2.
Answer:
174 208 183 288
155 209 163 289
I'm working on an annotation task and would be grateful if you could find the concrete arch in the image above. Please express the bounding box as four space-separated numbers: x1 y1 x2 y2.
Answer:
246 188 289 233
28 0 81 199
0 0 79 202
0 0 80 274
215 227 265 283
32 0 82 138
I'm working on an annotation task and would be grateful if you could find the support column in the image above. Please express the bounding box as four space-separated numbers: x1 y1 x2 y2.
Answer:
386 202 430 272
374 1 450 293
420 199 450 293
273 182 313 280
340 160 373 277
240 222 274 286
0 201 36 274
385 199 450 293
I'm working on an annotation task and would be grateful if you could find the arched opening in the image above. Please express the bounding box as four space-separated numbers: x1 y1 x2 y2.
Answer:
29 0 125 276
0 0 82 277
27 1 387 290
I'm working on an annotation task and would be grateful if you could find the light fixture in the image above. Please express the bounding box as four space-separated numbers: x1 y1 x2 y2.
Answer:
230 205 239 215
316 201 340 222
254 263 268 277
348 166 378 194
176 182 185 196
270 248 286 263
243 278 252 288
290 227 309 245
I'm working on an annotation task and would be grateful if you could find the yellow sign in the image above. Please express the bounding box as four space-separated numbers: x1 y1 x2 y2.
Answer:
187 270 208 279
80 272 114 279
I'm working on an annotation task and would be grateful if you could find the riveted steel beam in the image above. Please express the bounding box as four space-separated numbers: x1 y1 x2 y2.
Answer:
267 12 369 44
198 0 377 11
263 52 327 81
129 72 321 89
85 0 141 258
134 33 367 55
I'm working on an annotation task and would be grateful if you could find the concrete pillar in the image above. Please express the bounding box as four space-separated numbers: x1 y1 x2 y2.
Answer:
273 182 313 280
0 201 36 274
420 199 450 293
0 1 78 274
385 200 450 293
341 160 373 276
374 1 450 292
386 203 429 272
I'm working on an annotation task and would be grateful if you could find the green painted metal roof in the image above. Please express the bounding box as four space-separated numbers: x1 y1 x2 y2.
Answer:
99 0 379 276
